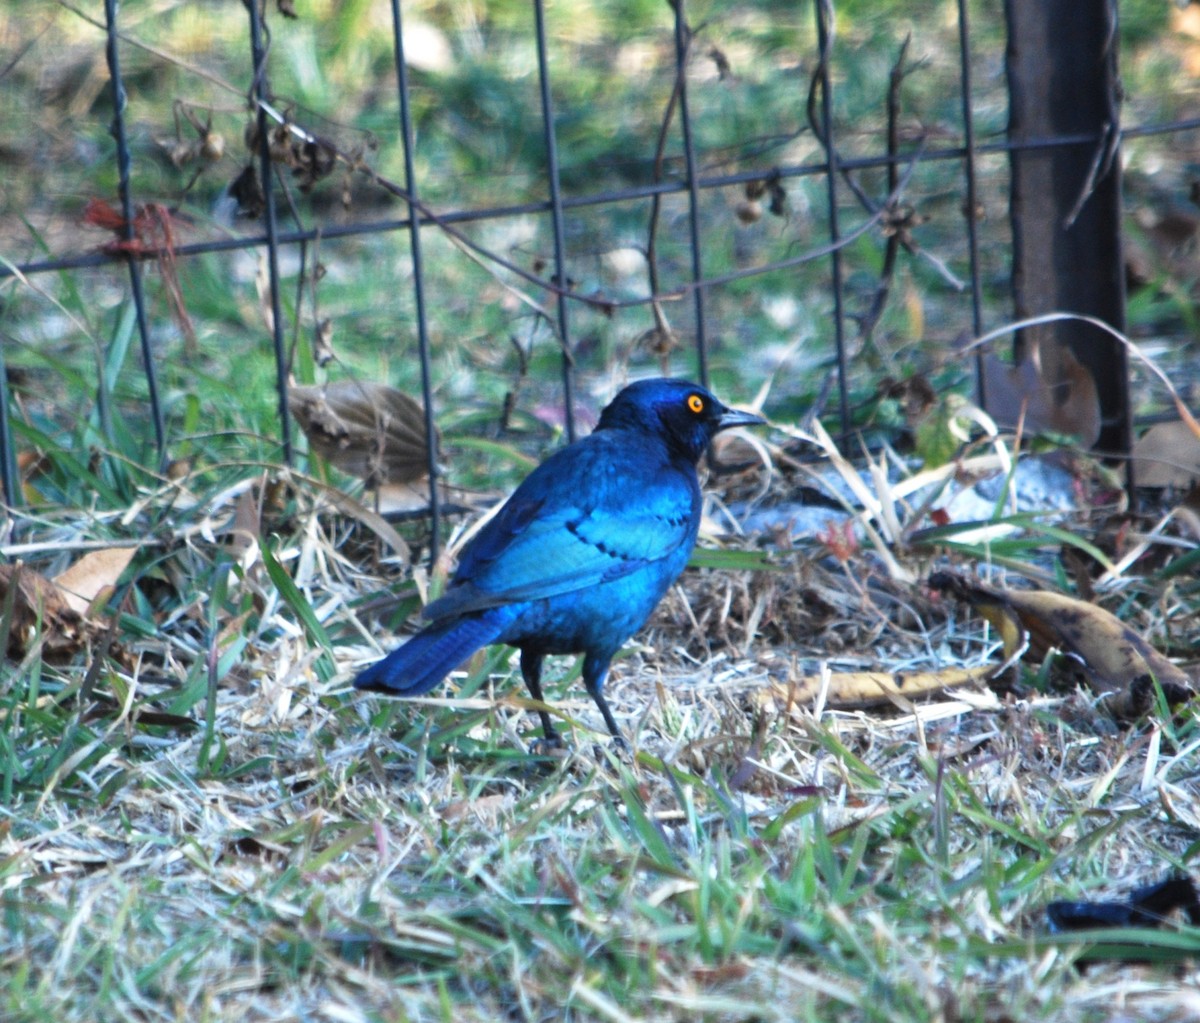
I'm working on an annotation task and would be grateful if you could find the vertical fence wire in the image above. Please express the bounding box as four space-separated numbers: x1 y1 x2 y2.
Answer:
247 0 293 466
390 0 441 562
0 325 14 512
533 0 577 442
670 0 710 389
956 0 986 406
814 0 849 437
104 0 167 471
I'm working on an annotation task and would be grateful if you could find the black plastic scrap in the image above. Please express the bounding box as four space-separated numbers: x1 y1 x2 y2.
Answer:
1047 877 1200 932
1046 876 1200 965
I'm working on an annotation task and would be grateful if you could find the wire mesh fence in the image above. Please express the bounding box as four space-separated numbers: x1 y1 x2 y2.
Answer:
3 0 1198 552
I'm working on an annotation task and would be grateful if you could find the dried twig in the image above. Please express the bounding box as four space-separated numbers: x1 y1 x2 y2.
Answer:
858 36 912 350
806 32 960 296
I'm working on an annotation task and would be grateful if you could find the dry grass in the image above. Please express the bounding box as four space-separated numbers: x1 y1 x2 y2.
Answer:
2 435 1199 1023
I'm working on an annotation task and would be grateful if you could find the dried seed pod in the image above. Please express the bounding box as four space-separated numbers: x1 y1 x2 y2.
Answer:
735 199 763 224
201 131 226 163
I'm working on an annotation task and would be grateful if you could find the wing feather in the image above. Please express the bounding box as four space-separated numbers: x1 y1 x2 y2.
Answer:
425 433 698 621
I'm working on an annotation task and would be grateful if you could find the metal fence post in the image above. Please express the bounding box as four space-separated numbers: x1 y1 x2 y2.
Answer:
1004 0 1130 456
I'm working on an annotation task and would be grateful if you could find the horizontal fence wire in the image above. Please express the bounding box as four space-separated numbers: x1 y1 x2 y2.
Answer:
12 125 1190 283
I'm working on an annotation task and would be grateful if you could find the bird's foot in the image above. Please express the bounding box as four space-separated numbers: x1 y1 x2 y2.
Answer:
528 731 565 756
591 733 630 762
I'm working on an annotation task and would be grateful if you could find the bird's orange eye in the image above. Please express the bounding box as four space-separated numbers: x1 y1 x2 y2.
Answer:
687 394 705 414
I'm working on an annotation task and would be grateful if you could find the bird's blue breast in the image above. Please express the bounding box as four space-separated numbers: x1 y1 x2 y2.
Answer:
425 424 702 657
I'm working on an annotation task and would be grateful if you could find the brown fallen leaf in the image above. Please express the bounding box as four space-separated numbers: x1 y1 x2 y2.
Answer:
930 572 1195 719
1132 420 1200 488
0 562 85 661
52 546 137 616
289 380 436 488
316 482 411 560
982 340 1100 447
228 483 262 557
757 666 991 712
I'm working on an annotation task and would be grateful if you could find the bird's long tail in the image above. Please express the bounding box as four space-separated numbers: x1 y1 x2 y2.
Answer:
354 612 510 696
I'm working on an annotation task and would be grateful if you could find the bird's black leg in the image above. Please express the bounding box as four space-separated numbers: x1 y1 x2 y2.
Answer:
519 648 561 747
582 653 626 747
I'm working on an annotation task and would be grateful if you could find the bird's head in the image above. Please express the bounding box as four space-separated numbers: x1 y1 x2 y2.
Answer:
596 378 766 463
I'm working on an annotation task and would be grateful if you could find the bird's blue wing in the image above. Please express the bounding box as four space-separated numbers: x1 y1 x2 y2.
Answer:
425 435 699 621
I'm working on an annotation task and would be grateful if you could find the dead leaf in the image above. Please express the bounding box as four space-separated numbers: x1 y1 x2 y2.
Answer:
931 572 1195 718
374 481 438 517
317 483 411 560
228 484 262 557
982 341 1100 446
0 562 84 661
52 546 136 616
757 666 990 711
1132 420 1200 488
1 550 138 663
289 380 435 488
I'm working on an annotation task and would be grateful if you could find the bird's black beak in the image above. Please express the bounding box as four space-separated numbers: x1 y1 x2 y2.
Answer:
716 406 767 431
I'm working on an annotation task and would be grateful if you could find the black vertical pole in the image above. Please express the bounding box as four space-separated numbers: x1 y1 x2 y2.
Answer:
815 0 849 436
104 0 168 470
1005 0 1128 456
390 0 441 561
533 0 576 441
956 0 986 407
670 0 709 389
0 331 16 511
247 0 294 466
